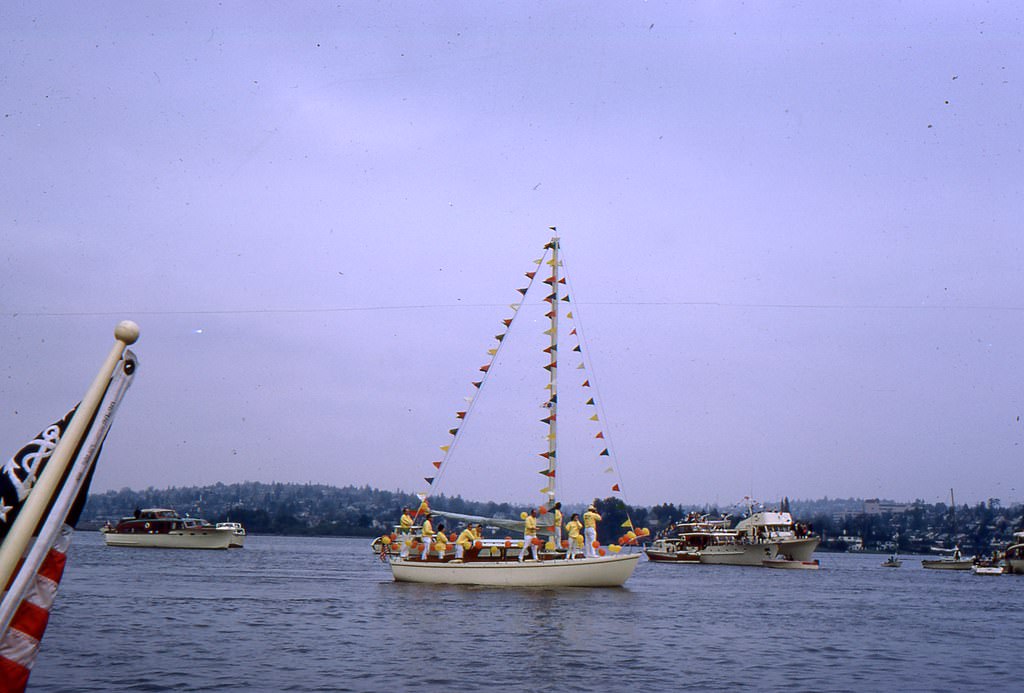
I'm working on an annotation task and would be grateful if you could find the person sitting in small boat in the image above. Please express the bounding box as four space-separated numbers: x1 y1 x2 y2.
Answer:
455 525 477 561
433 523 447 558
565 513 583 561
518 509 539 562
420 512 434 560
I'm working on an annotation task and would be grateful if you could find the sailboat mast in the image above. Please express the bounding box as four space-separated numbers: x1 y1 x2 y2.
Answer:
545 236 560 505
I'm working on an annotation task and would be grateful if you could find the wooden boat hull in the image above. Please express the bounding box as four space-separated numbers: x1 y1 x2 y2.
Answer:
921 559 973 570
763 558 820 570
103 529 233 549
644 549 701 564
389 553 640 587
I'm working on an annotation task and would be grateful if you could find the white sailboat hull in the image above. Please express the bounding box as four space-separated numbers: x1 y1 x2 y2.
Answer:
389 554 641 587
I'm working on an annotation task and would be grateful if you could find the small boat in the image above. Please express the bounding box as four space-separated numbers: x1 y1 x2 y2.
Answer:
881 554 902 568
921 545 973 570
216 522 246 548
762 558 820 570
376 235 641 587
102 508 233 549
971 561 1004 576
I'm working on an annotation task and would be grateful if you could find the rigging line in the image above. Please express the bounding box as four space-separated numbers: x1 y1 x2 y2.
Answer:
426 247 553 499
8 301 1023 318
561 251 634 509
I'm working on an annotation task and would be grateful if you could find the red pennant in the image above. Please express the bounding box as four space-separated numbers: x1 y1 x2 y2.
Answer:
570 328 577 336
472 380 482 388
503 318 512 327
432 461 442 469
546 310 556 319
479 364 490 373
559 277 566 284
525 271 536 279
611 484 620 492
582 380 590 387
595 431 605 439
456 411 466 419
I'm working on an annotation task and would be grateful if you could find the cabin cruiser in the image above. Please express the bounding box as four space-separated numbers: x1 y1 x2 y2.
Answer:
645 510 819 567
216 522 246 548
101 508 234 549
1004 532 1024 575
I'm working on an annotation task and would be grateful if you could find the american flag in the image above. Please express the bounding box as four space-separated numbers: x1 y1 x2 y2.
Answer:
0 349 136 692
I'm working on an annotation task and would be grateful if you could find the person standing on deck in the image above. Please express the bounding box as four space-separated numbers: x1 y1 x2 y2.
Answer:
583 505 602 558
420 512 435 560
552 502 563 552
518 509 539 562
398 507 414 558
565 513 583 560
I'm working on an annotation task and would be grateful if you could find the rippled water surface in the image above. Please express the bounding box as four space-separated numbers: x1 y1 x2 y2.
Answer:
28 534 1021 691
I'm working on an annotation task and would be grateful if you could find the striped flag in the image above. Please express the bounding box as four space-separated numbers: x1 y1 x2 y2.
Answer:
0 349 136 692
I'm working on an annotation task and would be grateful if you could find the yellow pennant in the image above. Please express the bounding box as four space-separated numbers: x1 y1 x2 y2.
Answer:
440 445 450 452
566 311 573 319
589 414 599 421
543 328 555 335
487 348 497 356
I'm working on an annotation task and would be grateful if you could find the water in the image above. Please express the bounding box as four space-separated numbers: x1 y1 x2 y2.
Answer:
28 534 1020 692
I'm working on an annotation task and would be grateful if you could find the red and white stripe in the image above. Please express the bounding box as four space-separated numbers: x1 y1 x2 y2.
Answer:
0 527 72 693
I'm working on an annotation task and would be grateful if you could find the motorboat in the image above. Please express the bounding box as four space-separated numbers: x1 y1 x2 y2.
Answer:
971 560 1004 576
921 545 973 570
881 554 902 568
763 558 820 570
102 508 233 549
216 522 246 548
1004 531 1024 575
731 510 820 563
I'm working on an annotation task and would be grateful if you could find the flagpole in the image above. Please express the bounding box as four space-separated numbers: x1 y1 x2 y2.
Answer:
0 321 139 595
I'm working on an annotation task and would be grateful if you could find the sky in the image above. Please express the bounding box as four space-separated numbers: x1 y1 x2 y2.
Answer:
1 2 1022 509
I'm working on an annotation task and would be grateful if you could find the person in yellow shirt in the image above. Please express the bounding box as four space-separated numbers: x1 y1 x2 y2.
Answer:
433 523 448 558
552 502 563 553
583 504 602 558
398 507 414 558
518 509 539 561
565 513 583 561
420 512 434 560
455 525 476 561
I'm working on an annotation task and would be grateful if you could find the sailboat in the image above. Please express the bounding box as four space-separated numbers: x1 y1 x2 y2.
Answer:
378 235 641 587
922 489 973 570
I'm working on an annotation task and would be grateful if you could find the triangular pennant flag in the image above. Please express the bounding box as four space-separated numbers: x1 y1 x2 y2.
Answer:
479 364 490 373
538 469 556 477
545 433 556 440
543 362 557 371
576 363 585 369
582 379 590 387
543 328 555 335
449 428 459 436
540 415 555 424
472 380 482 388
559 277 566 284
545 310 556 319
425 477 435 484
621 518 634 528
561 295 570 302
546 258 556 266
487 348 498 356
543 346 556 354
570 328 577 336
599 448 610 456
540 485 552 494
463 395 474 402
566 311 573 319
544 383 553 390
503 318 513 327
586 397 595 405
538 451 552 459
510 303 520 311
604 466 614 473
432 461 442 469
589 414 599 421
549 394 558 403
611 484 620 492
517 287 528 295
533 258 543 265
494 333 505 342
544 293 556 303
456 411 466 419
524 271 536 280
595 431 605 439
543 276 555 285
440 445 450 452
573 345 582 352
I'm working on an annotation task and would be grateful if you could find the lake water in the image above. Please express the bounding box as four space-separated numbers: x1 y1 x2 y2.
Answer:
27 533 1020 692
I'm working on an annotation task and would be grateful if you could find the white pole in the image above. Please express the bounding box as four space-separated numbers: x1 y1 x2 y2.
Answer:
0 349 137 635
0 321 139 595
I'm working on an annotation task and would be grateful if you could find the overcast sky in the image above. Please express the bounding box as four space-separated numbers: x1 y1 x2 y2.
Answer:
2 2 1022 509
